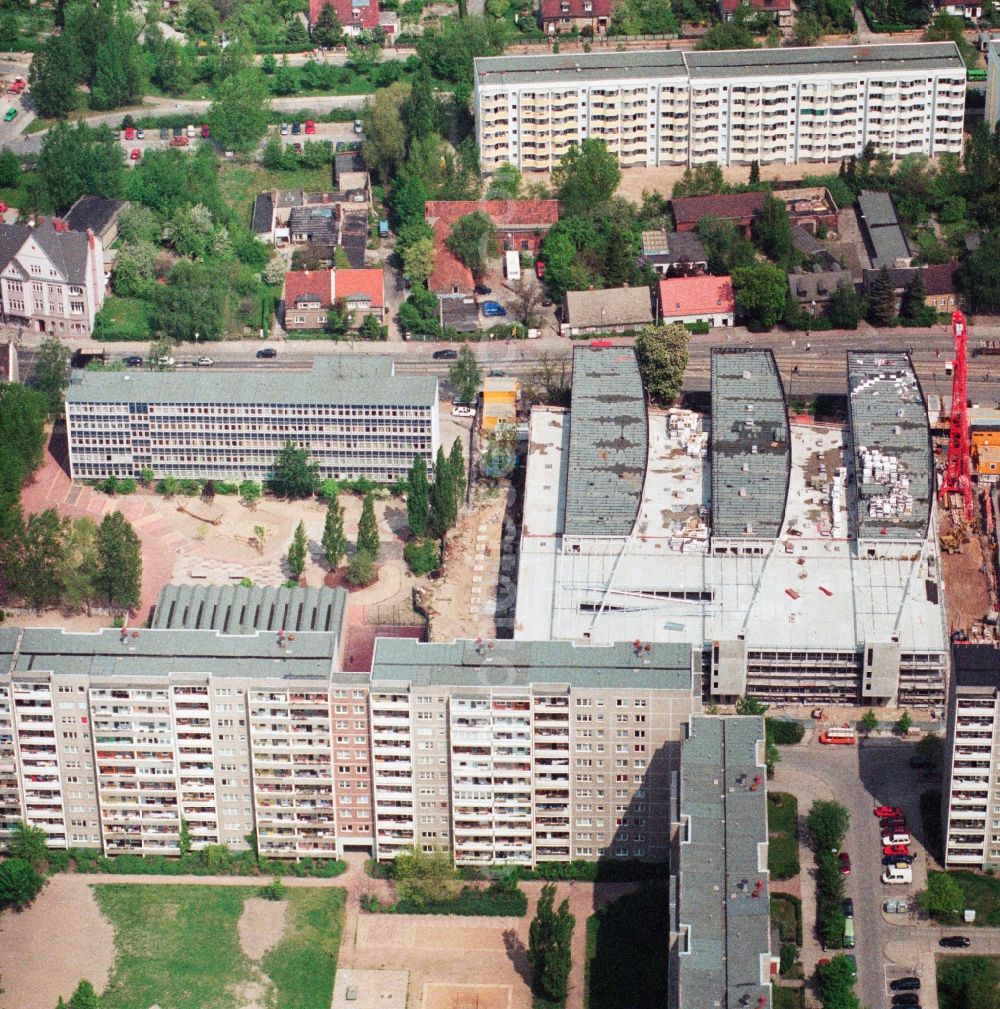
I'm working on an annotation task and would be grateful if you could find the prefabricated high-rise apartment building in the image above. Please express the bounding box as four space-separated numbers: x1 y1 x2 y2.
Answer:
474 43 966 173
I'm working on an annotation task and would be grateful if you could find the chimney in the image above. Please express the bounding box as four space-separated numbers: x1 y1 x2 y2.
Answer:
87 227 95 249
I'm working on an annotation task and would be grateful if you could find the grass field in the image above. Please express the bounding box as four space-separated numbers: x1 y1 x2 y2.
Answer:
937 955 1000 1009
218 163 334 224
772 986 805 1009
95 884 345 1009
937 871 1000 927
768 792 800 881
770 894 802 946
585 885 669 1009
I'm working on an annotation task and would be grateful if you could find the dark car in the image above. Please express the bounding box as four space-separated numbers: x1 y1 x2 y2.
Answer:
880 817 907 831
889 978 921 993
172 125 182 138
838 852 851 875
842 898 854 917
291 121 301 135
256 347 277 359
892 995 920 1007
882 854 916 866
160 127 169 139
940 936 971 948
474 284 491 296
433 348 458 360
124 355 143 367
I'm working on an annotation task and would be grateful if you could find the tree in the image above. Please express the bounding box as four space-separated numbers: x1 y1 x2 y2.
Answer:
827 282 865 329
552 139 621 218
446 211 498 281
807 799 850 852
896 710 913 735
112 240 158 296
959 229 1000 313
901 271 928 321
867 265 897 326
733 262 787 330
286 16 310 48
270 442 319 499
399 284 441 338
528 882 575 1004
9 821 48 869
148 337 175 371
0 858 44 910
925 11 976 66
32 336 70 418
736 695 769 716
402 236 437 285
407 455 431 538
818 956 860 1009
36 121 124 213
362 81 410 183
634 323 689 406
792 11 825 44
18 509 68 609
859 709 878 734
915 732 943 770
449 346 482 406
57 517 98 612
0 384 48 481
755 192 794 264
697 20 758 49
393 845 461 906
449 437 466 505
345 549 375 587
405 63 437 139
0 149 20 189
321 497 347 569
286 520 308 578
90 16 144 111
240 480 262 509
208 68 271 153
96 511 142 612
919 871 965 922
28 35 79 119
151 261 226 343
486 163 522 200
313 2 344 47
415 14 510 85
67 980 99 1009
697 216 756 274
431 446 458 537
357 492 381 559
510 277 546 329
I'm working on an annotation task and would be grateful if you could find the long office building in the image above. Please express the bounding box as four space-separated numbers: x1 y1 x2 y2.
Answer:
474 43 966 173
0 584 703 866
64 357 440 484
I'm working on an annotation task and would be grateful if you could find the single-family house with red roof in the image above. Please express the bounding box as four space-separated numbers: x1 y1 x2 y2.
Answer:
309 0 378 35
282 268 385 330
540 0 611 35
657 275 735 328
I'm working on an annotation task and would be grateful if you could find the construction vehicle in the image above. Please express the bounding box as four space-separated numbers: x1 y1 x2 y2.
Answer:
939 310 974 521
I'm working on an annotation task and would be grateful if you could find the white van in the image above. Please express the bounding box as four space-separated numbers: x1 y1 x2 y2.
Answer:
881 832 911 846
882 865 913 885
505 250 521 282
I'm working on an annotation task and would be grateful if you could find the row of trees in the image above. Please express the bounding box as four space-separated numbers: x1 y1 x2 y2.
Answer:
528 883 575 1007
807 800 851 949
404 439 466 575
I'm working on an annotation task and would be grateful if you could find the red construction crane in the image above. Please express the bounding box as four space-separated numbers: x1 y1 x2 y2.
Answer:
938 309 973 521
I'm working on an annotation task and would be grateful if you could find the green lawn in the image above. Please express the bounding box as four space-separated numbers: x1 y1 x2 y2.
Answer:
585 885 669 1009
768 792 800 881
772 986 805 1009
218 163 335 224
94 884 345 1009
770 894 802 945
938 871 1000 927
937 955 1000 1009
94 296 151 342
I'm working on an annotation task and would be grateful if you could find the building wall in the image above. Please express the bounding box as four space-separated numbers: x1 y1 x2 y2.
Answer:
284 305 329 329
477 63 965 173
988 40 1000 131
661 309 733 328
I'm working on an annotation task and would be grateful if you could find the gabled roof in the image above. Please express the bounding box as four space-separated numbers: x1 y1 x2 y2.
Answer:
283 269 333 309
721 0 791 12
540 0 612 19
64 195 126 236
252 192 275 235
334 268 384 308
658 274 734 316
0 221 94 285
429 220 474 294
309 0 378 28
671 191 766 228
564 286 654 327
425 200 559 229
922 261 960 295
641 230 707 264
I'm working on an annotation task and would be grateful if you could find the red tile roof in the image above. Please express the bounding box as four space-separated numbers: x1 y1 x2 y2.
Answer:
658 275 735 316
334 268 385 308
283 269 333 309
428 220 474 295
922 261 960 296
540 0 612 20
671 192 766 227
309 0 378 30
721 0 791 11
424 200 560 229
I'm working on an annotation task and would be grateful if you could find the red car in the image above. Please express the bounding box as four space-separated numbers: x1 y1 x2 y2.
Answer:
304 119 316 134
124 126 135 140
838 852 851 875
880 817 906 832
9 77 24 94
874 805 903 819
535 259 545 279
130 148 141 161
169 135 189 147
0 201 8 214
201 123 210 138
884 844 910 856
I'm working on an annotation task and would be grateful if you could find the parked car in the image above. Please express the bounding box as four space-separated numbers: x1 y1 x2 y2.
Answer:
151 355 174 367
939 936 971 948
291 121 301 135
874 805 904 819
884 844 910 856
169 136 189 147
160 127 169 139
172 125 182 137
474 283 492 296
433 348 458 360
3 108 16 122
880 816 907 831
280 122 290 135
882 855 915 867
136 127 144 139
535 259 545 278
113 130 121 140
481 301 507 317
452 405 476 418
124 126 135 140
882 833 911 846
124 355 144 367
192 356 214 367
305 119 316 134
9 78 25 94
201 123 210 138
186 124 195 137
130 148 141 161
354 118 363 133
889 978 921 992
256 347 277 359
892 994 920 1007
842 898 854 917
0 201 8 214
838 852 851 875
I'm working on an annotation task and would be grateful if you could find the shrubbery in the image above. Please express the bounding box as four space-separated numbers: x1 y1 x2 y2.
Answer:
518 859 670 882
404 538 440 575
65 846 346 878
363 883 528 916
766 718 805 745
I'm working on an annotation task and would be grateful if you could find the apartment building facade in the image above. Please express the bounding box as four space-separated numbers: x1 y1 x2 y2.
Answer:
64 357 439 484
942 644 1000 869
475 43 966 173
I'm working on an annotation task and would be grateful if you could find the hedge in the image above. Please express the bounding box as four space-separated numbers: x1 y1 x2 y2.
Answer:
63 848 346 878
770 893 804 945
366 884 528 916
519 858 670 882
767 718 805 745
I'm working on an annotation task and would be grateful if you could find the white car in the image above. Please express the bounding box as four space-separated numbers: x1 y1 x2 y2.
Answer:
354 119 363 134
152 355 175 367
452 405 476 418
192 356 214 367
280 122 290 135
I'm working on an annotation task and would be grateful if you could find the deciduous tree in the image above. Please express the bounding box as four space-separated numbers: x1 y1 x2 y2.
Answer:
755 192 795 264
807 799 850 852
401 235 437 285
151 260 226 343
361 82 410 183
448 345 482 405
18 509 67 609
36 121 124 212
96 511 142 612
32 336 70 418
357 492 381 559
393 845 461 906
634 323 689 406
552 138 621 218
827 282 865 329
28 35 79 119
919 872 965 922
208 69 272 153
0 857 44 910
9 821 48 869
446 211 498 281
270 442 319 499
733 262 788 330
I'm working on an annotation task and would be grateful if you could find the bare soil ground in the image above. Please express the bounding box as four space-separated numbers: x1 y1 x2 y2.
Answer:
939 511 994 632
238 896 288 961
0 875 114 1009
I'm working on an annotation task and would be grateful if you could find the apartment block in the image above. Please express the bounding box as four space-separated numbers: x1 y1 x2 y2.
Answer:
64 356 440 484
475 43 966 173
943 644 1000 869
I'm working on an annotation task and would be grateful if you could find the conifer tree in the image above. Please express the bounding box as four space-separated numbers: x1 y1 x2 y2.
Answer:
407 455 430 538
322 496 346 569
357 492 380 559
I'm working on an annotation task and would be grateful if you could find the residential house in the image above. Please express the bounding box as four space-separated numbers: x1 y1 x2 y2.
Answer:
857 191 912 269
970 407 1000 482
0 220 106 336
309 0 378 34
281 268 385 330
657 275 734 328
671 187 838 238
720 0 792 29
425 199 559 296
788 265 855 313
641 231 708 276
439 296 480 333
923 261 962 314
64 196 127 247
334 151 371 200
562 286 654 335
482 376 520 431
0 341 17 383
792 225 842 272
540 0 611 35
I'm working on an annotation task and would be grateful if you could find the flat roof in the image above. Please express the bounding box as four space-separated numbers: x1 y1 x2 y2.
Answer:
847 352 932 540
676 716 771 1009
952 643 1000 689
371 636 694 691
564 346 648 538
711 349 790 540
476 42 964 87
66 357 438 408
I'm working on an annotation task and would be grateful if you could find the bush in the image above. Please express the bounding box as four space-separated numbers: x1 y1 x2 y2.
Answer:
215 481 239 495
519 859 670 882
766 718 805 745
156 477 180 496
769 837 801 881
391 883 528 916
404 538 440 576
779 942 799 978
770 893 803 945
62 848 345 878
346 549 376 588
178 478 200 496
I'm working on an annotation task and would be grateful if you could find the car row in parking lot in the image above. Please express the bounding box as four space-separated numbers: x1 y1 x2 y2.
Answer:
122 349 278 368
874 804 915 884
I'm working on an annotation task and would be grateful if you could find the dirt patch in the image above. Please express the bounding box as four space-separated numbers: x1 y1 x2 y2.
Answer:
940 510 994 632
0 875 114 1009
238 897 288 961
